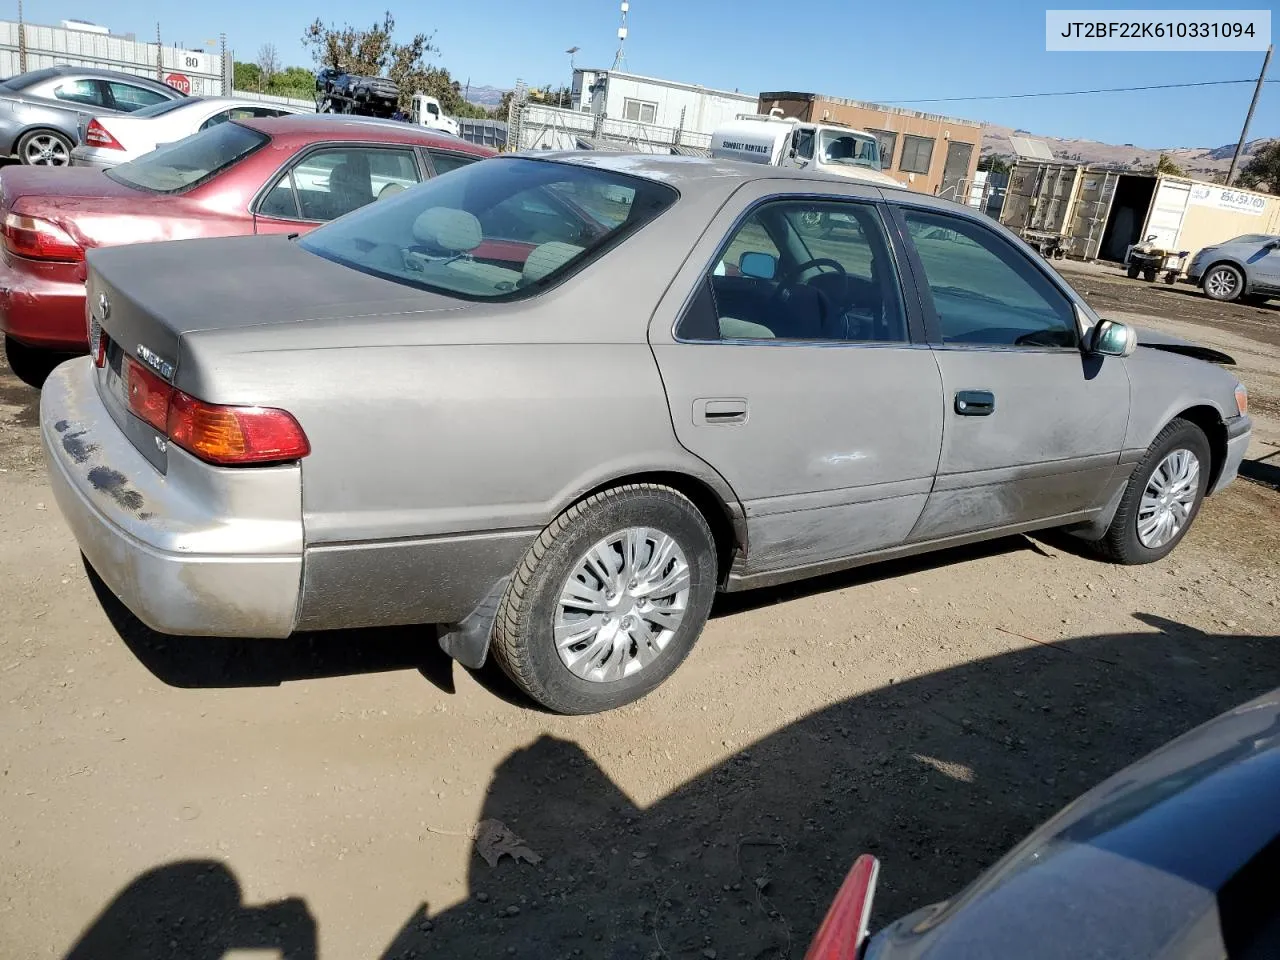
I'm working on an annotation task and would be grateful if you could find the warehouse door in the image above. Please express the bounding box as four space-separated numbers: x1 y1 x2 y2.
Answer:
940 141 973 200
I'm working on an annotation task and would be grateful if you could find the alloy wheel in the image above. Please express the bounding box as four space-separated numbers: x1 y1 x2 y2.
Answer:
24 134 69 166
1205 267 1240 300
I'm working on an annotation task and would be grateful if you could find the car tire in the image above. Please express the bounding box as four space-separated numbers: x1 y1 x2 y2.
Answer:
1202 263 1244 302
4 335 65 388
16 129 72 166
490 483 719 714
1094 418 1211 565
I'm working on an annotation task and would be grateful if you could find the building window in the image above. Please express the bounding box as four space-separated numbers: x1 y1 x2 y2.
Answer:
868 129 897 167
899 135 935 174
623 98 657 124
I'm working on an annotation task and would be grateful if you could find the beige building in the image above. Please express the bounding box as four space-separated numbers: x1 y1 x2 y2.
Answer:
758 92 984 199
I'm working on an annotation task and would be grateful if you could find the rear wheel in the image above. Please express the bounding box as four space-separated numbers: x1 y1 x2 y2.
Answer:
4 335 65 388
1094 419 1210 564
17 129 72 166
491 484 718 714
1202 263 1244 302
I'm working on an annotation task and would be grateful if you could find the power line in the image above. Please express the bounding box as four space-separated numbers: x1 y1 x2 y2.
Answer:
873 78 1275 105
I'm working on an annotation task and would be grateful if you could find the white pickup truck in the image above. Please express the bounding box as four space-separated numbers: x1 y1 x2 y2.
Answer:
710 112 898 187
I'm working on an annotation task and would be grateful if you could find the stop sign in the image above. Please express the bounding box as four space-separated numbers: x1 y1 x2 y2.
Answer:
164 73 191 95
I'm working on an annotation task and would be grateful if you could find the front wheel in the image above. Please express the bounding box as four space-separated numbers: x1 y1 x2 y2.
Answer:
491 484 719 714
1094 419 1210 564
1126 262 1141 279
1202 263 1244 302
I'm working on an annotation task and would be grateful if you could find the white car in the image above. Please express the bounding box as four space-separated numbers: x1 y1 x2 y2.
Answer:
70 97 309 169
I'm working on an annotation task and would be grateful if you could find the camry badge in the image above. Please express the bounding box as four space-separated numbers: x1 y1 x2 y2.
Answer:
136 343 175 381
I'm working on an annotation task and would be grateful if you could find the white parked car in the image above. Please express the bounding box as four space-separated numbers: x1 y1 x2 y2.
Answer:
70 97 308 169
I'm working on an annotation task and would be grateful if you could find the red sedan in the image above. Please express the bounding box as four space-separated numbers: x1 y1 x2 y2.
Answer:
0 115 493 382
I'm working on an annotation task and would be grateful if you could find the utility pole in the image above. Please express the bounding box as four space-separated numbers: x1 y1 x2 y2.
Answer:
16 0 26 73
1226 43 1272 186
156 23 163 82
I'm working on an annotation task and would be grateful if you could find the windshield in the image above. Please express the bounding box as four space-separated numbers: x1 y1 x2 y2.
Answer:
131 97 203 119
819 130 880 169
298 157 679 300
105 122 267 193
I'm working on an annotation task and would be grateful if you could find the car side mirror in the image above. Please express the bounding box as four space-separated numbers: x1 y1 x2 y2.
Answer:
738 251 778 281
1089 319 1137 358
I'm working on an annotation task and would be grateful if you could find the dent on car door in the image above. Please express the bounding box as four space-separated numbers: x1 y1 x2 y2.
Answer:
895 205 1130 540
649 189 944 581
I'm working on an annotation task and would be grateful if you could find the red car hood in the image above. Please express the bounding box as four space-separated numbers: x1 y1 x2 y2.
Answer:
0 166 237 249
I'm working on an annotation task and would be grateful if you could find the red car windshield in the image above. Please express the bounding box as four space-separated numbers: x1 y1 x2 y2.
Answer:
105 122 268 194
298 157 678 300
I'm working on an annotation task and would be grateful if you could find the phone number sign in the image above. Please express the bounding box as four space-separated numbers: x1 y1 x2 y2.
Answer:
1189 185 1267 216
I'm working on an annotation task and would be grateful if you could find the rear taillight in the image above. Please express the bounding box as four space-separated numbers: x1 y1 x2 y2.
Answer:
123 356 310 466
804 855 881 960
84 119 124 150
2 213 84 262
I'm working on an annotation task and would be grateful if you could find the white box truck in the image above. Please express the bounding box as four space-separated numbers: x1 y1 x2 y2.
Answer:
710 111 898 186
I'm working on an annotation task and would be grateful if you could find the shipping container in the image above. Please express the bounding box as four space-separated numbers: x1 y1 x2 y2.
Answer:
1000 161 1280 270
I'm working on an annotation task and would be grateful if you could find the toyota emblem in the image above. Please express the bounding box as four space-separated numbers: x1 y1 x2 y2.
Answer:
97 292 110 321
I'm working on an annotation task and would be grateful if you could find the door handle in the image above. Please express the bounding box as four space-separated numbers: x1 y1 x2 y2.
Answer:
694 398 748 425
955 390 995 416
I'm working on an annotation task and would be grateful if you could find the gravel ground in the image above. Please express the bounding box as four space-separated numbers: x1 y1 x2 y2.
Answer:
1 262 1278 959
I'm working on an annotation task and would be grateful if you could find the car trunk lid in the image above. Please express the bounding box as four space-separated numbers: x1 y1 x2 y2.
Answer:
87 233 468 465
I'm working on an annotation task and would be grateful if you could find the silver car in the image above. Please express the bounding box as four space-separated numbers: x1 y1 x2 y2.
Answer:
1187 233 1280 303
40 154 1253 714
0 66 184 166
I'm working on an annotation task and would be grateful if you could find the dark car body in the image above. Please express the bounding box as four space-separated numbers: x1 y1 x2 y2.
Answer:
846 687 1280 959
0 66 185 163
0 115 493 357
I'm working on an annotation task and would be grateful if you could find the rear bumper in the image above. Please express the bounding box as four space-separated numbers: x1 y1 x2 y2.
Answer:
0 255 89 350
41 359 304 638
1212 414 1252 494
70 146 125 169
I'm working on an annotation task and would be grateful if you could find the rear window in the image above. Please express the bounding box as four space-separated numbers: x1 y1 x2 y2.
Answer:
131 97 202 119
297 157 678 300
105 122 268 194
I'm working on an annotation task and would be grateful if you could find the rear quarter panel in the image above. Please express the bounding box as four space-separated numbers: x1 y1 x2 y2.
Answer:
179 180 745 625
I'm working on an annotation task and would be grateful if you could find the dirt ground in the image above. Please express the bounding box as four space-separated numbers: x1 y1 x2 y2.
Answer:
2 263 1279 959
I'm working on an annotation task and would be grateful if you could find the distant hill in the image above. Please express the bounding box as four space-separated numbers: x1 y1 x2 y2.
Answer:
981 124 1275 183
462 84 508 107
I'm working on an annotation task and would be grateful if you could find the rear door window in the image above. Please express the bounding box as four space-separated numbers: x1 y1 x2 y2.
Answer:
427 150 479 177
106 82 171 111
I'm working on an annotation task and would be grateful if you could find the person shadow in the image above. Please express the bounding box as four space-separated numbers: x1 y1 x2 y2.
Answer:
63 861 316 960
62 614 1280 959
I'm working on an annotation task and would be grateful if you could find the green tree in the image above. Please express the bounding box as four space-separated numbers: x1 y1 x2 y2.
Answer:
1237 140 1280 192
233 61 261 92
978 154 1011 174
301 11 473 114
1149 153 1185 177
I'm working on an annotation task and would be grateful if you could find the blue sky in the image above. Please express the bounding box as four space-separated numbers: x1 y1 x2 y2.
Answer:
42 0 1277 149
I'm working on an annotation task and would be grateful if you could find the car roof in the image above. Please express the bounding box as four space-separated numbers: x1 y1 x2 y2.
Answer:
514 150 924 198
240 115 493 154
5 65 181 89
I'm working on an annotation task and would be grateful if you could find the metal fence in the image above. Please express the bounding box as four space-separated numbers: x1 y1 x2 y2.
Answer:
230 89 316 111
507 100 712 155
457 117 507 151
0 20 227 95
